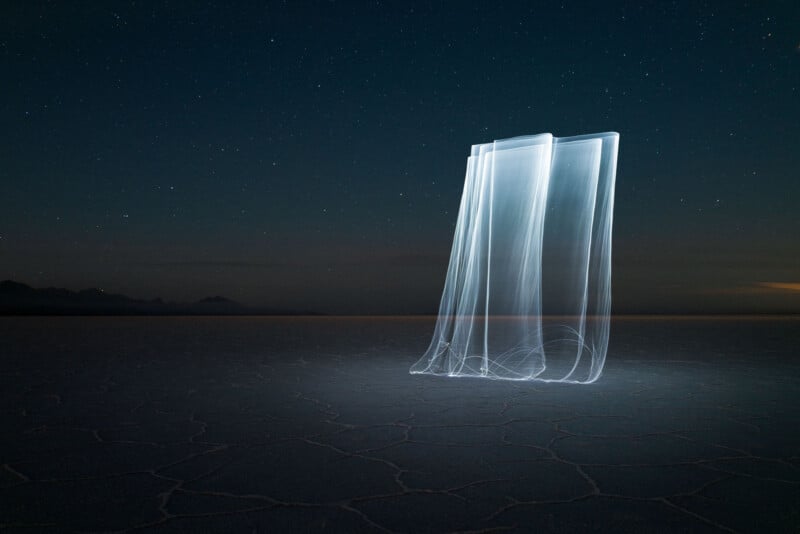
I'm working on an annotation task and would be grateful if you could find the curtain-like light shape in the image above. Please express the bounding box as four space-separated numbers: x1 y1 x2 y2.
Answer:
410 132 619 383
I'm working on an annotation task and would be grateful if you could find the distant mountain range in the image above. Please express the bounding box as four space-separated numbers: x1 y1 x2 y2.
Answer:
0 280 319 315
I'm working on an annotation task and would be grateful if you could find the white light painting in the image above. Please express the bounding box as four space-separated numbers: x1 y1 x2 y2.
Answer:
411 132 619 383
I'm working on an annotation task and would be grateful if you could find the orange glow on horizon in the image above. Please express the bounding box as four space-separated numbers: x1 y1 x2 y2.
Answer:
757 282 800 292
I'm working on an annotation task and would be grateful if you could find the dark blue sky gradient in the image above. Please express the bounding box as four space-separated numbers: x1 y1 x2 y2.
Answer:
1 1 798 313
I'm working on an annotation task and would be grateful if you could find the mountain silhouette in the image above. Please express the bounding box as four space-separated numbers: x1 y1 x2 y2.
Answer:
0 280 318 315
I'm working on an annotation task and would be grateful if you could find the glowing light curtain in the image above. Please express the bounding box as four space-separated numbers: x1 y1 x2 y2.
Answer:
410 132 619 383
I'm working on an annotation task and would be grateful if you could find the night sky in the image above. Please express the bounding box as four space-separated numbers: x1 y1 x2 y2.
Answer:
1 2 798 314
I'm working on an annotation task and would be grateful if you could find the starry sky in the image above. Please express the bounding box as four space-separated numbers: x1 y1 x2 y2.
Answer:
1 1 798 314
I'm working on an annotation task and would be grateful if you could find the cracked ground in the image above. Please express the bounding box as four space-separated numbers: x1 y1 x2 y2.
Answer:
1 316 799 533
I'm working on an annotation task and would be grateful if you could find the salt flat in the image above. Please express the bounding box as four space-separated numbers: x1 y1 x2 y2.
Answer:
1 316 798 532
